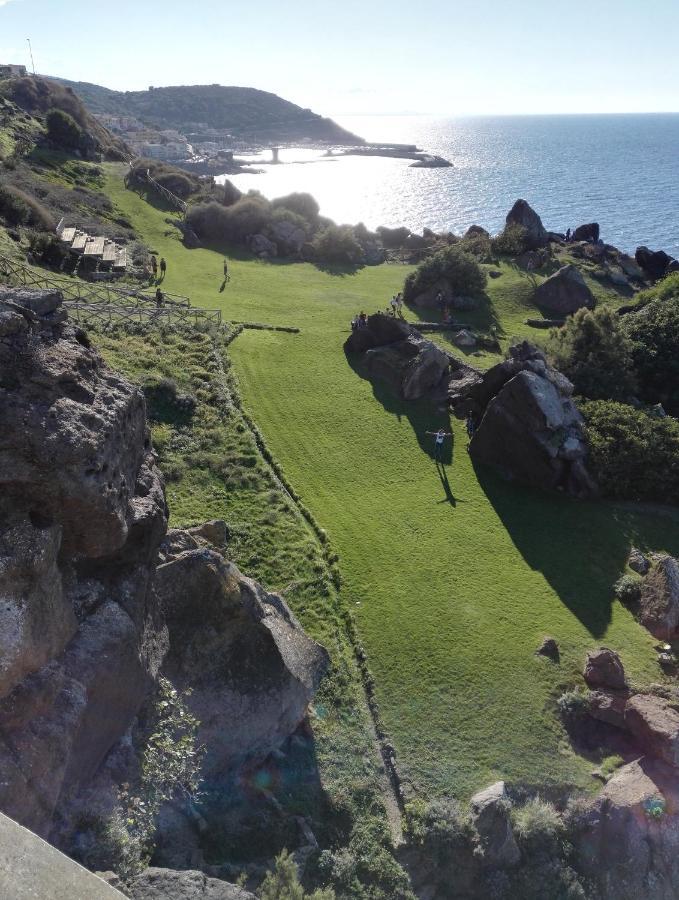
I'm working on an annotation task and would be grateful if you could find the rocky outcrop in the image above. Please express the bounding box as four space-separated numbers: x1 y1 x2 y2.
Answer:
470 782 520 868
345 313 451 401
248 233 277 259
574 757 679 900
637 555 679 640
583 648 627 691
533 264 595 315
156 534 329 777
625 695 679 768
635 245 679 281
128 868 255 900
468 342 595 496
269 219 306 256
505 199 548 249
572 223 600 243
0 286 167 836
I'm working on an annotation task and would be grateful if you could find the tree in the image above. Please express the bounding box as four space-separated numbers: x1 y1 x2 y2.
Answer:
46 107 83 151
402 244 487 302
272 192 320 223
621 292 679 415
548 306 637 401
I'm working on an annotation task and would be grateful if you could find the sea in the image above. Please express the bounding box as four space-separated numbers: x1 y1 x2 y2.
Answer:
224 114 679 257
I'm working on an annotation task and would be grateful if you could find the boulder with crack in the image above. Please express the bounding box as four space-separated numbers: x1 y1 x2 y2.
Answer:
533 264 596 316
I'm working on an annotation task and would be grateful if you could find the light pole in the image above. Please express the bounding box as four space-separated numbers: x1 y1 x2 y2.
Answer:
26 38 36 75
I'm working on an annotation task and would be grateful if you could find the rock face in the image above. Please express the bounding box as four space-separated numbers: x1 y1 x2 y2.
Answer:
635 245 679 281
470 781 520 868
156 534 329 776
572 223 600 242
583 648 627 691
533 264 595 315
505 199 548 249
128 868 255 900
345 313 451 401
468 342 595 496
575 757 679 899
0 287 167 837
248 233 277 258
637 555 679 640
625 695 679 767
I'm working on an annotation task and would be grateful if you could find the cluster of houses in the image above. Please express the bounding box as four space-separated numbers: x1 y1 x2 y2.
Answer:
0 64 28 79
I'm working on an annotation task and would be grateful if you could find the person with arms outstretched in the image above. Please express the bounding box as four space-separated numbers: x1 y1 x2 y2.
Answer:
426 428 452 463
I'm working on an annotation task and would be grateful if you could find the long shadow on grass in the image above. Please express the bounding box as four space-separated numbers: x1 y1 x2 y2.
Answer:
345 350 452 464
474 460 679 638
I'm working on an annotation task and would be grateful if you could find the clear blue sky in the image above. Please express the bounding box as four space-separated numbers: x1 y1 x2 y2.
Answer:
1 0 678 116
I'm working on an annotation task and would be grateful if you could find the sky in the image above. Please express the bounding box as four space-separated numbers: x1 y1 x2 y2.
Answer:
1 0 679 117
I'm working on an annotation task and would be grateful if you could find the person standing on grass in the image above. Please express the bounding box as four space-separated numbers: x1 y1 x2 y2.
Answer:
465 411 476 445
426 428 452 462
151 255 158 278
159 257 167 279
396 292 404 318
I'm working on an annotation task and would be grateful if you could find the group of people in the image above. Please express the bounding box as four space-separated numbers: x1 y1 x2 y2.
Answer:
351 311 369 330
388 292 405 317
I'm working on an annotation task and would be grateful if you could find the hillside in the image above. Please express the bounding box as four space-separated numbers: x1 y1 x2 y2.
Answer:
54 78 365 144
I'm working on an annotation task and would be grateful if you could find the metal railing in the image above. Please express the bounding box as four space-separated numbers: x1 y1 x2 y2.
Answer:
129 163 188 215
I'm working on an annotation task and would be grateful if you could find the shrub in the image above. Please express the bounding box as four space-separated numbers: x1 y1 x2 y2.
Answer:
404 797 474 860
259 849 335 899
271 191 320 224
491 223 528 257
459 231 494 262
220 178 242 206
512 798 563 853
581 399 679 503
402 244 486 302
548 306 637 401
0 184 54 230
311 224 365 265
154 171 195 198
614 574 642 604
46 107 83 151
376 225 411 248
621 293 679 415
186 194 272 246
557 688 590 726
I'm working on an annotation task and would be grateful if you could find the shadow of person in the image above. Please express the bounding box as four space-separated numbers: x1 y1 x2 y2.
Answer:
436 460 458 507
219 279 227 293
472 457 679 638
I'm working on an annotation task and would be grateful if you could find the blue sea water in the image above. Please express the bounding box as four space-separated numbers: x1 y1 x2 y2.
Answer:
227 114 679 257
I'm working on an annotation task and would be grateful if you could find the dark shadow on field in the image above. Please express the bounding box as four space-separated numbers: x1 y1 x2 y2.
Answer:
406 291 502 338
436 460 458 507
127 183 181 216
474 460 679 638
345 350 452 464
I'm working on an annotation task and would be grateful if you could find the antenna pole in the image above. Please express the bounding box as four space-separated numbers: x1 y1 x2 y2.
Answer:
26 38 36 75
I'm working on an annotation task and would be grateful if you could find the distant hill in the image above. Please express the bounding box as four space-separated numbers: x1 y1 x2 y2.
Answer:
53 79 365 145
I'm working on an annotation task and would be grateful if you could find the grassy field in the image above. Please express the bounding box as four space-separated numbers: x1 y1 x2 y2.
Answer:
103 165 679 801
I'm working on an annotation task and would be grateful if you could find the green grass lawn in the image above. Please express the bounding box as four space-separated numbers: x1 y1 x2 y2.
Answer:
103 165 679 800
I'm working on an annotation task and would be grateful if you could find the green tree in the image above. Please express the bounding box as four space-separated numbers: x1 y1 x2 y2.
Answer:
548 306 637 401
46 107 83 151
402 244 486 302
259 850 335 900
621 292 679 414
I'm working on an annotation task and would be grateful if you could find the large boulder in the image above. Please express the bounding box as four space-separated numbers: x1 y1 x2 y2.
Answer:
505 199 548 249
0 287 167 836
156 543 329 776
583 648 627 691
128 868 254 900
470 781 520 868
269 219 306 256
533 265 595 315
625 695 679 767
345 314 451 401
248 233 277 259
468 343 595 496
635 246 679 281
637 555 679 640
574 757 679 899
572 223 600 242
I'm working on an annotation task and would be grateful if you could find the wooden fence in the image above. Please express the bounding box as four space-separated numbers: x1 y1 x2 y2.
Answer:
65 303 222 328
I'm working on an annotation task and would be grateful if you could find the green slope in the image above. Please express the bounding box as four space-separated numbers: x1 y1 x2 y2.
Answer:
103 165 679 799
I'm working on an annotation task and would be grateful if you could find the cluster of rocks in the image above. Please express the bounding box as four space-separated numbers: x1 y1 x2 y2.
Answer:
628 549 679 643
0 286 328 895
344 313 452 401
465 341 596 497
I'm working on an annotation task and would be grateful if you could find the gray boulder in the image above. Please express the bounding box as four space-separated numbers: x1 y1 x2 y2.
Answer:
637 555 679 640
574 757 679 899
572 223 600 243
583 648 627 691
587 690 628 729
534 265 595 315
470 781 520 868
625 694 679 767
249 233 277 258
617 253 646 281
270 219 307 256
628 547 650 575
505 199 548 249
156 544 329 776
128 868 254 900
635 246 678 281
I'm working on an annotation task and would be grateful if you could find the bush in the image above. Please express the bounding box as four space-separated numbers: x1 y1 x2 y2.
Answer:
46 107 83 151
512 798 563 853
621 293 679 415
548 306 637 401
311 224 365 265
491 223 528 257
259 849 335 899
186 194 272 246
404 797 474 861
271 191 320 224
614 574 642 604
0 184 54 230
557 688 590 726
376 225 411 248
220 178 242 206
581 399 679 503
402 244 487 302
154 171 195 198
